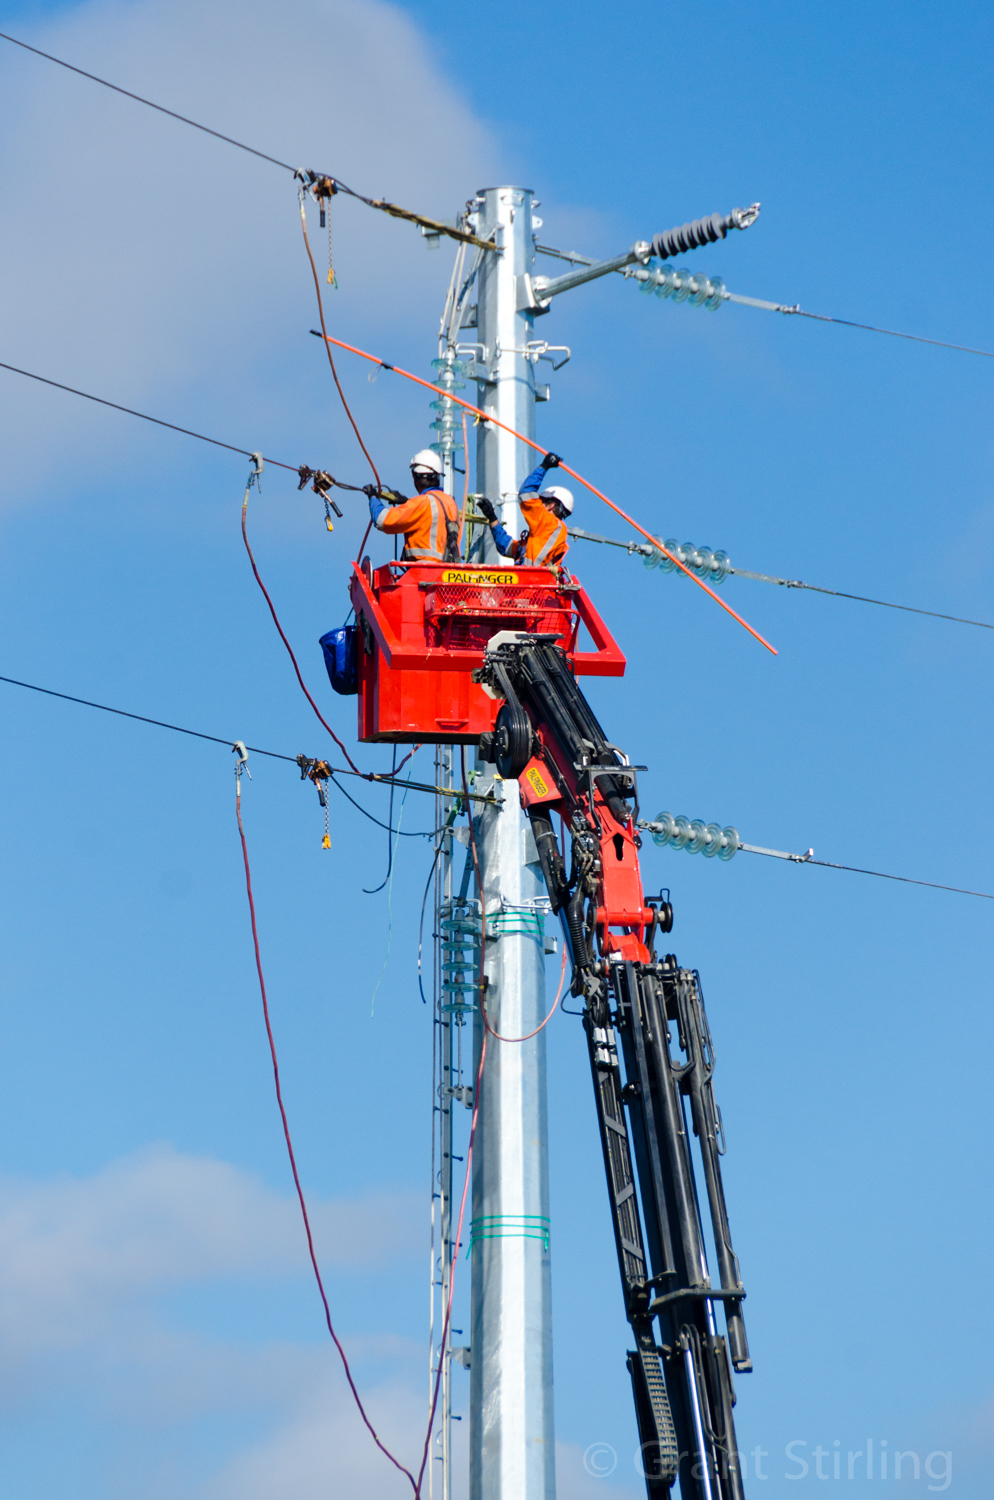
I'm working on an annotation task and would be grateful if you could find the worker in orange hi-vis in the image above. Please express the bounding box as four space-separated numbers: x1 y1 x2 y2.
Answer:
476 452 573 567
364 449 462 562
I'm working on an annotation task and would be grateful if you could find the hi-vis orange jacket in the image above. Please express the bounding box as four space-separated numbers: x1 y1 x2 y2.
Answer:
375 489 462 561
517 494 569 567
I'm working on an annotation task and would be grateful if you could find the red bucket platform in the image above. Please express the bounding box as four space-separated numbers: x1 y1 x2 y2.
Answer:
349 560 626 743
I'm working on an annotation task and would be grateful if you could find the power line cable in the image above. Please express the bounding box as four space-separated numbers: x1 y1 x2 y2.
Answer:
740 843 993 901
0 30 491 252
0 672 296 759
3 331 983 643
0 359 374 502
0 359 300 472
0 29 297 168
724 293 994 359
3 672 987 898
731 568 994 630
541 245 994 361
9 351 982 643
565 526 994 632
7 30 988 360
641 819 993 901
0 672 445 832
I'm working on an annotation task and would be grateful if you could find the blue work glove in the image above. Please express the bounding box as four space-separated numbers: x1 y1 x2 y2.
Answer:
519 463 548 498
368 491 389 526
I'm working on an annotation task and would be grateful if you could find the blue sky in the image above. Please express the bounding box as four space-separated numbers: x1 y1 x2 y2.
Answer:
0 0 992 1496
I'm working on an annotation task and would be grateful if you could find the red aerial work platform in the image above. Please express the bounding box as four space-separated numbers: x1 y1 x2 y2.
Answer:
348 559 626 743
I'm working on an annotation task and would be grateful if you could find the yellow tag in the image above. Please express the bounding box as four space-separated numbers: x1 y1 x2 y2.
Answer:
322 834 332 850
526 766 550 798
440 569 519 586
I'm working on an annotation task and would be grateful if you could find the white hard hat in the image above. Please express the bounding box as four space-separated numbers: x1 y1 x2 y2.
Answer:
541 484 574 515
410 448 443 474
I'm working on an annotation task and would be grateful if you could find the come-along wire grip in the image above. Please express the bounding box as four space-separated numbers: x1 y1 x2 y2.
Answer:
297 466 343 530
302 172 339 285
296 754 333 848
232 740 251 780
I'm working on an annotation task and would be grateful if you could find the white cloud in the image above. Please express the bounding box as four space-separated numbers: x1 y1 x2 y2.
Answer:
0 1148 634 1500
0 0 502 504
201 1374 434 1500
0 1145 436 1494
0 1144 421 1381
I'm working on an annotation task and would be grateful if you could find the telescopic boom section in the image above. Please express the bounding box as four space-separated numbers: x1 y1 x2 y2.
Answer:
474 634 751 1500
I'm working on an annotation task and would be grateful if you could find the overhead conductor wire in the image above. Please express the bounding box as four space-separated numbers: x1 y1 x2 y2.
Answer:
0 31 491 253
7 30 994 357
3 346 986 643
233 761 419 1493
4 666 990 899
0 360 302 472
564 526 994 633
0 669 495 811
311 331 777 656
4 355 985 640
733 569 994 630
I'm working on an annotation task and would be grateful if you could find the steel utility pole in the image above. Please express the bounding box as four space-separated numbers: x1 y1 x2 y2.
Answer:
432 187 759 1500
468 185 556 1500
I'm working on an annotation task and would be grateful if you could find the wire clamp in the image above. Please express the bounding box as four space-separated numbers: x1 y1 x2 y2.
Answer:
232 740 251 779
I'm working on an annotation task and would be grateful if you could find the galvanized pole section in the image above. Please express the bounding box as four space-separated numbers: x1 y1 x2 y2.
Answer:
432 257 469 1500
469 185 556 1500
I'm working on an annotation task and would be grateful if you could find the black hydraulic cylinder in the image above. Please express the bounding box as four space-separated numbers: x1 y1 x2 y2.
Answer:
666 966 750 1373
609 960 749 1500
583 1008 680 1488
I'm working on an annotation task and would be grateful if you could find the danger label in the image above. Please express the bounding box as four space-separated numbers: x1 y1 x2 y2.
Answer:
525 766 550 798
440 569 519 586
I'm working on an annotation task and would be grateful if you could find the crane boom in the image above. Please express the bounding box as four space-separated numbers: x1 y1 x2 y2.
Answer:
475 633 750 1500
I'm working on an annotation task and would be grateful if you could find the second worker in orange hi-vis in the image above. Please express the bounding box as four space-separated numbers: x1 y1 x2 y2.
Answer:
365 449 462 562
476 452 573 568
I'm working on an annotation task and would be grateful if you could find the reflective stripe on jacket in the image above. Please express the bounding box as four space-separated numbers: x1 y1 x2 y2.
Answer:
517 494 568 566
375 489 462 560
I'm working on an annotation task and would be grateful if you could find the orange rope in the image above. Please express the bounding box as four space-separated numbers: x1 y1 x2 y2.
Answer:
314 332 777 656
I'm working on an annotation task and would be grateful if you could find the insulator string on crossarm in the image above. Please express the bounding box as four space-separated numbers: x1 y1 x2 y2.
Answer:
639 814 993 900
564 525 994 633
6 29 991 359
2 672 986 899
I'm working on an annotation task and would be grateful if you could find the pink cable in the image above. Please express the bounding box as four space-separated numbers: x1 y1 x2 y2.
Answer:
235 773 418 1493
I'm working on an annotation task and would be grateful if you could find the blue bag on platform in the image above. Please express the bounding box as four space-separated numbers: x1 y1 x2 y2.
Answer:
319 625 358 696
